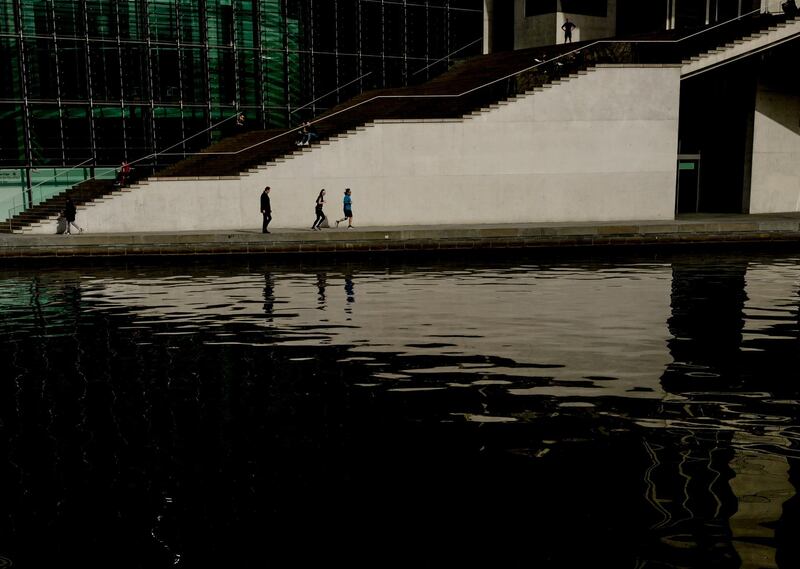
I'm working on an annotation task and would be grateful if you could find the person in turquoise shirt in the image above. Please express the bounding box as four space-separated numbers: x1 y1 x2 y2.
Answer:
336 188 354 228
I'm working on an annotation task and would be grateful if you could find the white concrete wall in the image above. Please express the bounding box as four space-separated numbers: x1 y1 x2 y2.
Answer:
556 3 618 45
31 65 682 234
748 84 800 213
483 0 493 54
762 0 785 14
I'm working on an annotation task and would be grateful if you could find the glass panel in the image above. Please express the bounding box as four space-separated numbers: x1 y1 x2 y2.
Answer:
24 37 57 100
85 0 116 38
208 47 236 106
261 0 289 127
0 38 21 99
93 106 125 164
383 3 404 59
121 45 149 102
0 104 25 166
178 0 201 43
58 38 89 100
0 0 15 34
149 0 178 42
0 168 26 221
62 105 93 163
29 105 64 164
125 105 152 161
89 42 122 102
151 46 181 102
180 47 207 105
53 0 81 35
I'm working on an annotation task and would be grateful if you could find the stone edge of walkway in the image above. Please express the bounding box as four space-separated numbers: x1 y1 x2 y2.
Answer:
2 217 800 260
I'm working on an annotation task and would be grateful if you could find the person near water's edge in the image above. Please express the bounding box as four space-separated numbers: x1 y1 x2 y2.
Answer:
336 188 354 228
311 189 326 230
63 197 83 235
260 186 272 233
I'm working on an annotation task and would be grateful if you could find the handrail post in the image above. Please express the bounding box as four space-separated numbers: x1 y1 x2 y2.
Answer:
25 167 32 209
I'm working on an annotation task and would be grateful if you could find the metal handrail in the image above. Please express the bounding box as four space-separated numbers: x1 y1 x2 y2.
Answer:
155 8 769 159
290 72 374 118
410 37 484 76
3 113 241 229
6 157 95 219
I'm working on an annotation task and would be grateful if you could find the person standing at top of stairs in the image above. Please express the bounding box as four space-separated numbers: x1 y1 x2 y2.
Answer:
562 18 576 43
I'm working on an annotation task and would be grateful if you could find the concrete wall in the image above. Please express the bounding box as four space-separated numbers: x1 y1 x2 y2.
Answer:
483 0 493 54
748 83 800 213
514 0 617 49
514 0 556 49
30 65 682 234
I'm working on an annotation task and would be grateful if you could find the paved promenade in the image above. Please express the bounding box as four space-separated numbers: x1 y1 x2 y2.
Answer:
2 213 800 260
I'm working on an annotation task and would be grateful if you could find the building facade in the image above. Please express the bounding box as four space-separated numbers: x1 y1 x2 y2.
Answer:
0 0 482 215
485 0 772 52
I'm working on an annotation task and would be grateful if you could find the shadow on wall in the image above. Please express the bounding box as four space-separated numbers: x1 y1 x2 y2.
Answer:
755 42 800 132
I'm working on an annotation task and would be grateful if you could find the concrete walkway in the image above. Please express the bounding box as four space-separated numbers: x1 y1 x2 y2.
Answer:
2 213 800 260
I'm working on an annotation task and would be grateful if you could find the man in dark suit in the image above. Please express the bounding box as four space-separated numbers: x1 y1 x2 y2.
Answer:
260 186 272 234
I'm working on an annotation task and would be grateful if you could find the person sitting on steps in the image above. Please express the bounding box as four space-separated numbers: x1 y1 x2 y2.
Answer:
114 160 132 187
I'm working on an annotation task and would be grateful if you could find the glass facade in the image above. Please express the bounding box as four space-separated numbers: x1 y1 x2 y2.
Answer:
0 0 483 174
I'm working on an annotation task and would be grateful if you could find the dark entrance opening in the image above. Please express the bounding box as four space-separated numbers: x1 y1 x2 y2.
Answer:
676 155 701 213
491 0 515 52
617 0 666 36
677 59 758 213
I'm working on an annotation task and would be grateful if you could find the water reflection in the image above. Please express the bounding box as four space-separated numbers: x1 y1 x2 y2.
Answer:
0 252 799 567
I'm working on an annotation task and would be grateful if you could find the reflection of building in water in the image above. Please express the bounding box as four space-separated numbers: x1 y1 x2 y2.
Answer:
661 260 748 394
640 433 740 567
728 433 795 568
641 432 797 568
777 456 800 568
650 259 800 567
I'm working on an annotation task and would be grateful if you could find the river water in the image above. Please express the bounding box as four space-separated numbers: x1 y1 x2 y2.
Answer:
1 250 799 568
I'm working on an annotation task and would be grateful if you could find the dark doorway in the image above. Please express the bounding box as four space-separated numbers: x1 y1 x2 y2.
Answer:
617 0 667 36
491 0 515 52
676 155 701 213
677 59 758 213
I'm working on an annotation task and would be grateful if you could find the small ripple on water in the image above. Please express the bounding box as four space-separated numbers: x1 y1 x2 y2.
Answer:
456 414 518 423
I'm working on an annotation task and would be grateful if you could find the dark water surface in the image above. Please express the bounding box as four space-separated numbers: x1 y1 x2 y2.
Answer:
1 251 800 568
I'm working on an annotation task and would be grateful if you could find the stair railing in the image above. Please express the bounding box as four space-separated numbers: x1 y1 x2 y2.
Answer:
5 157 106 230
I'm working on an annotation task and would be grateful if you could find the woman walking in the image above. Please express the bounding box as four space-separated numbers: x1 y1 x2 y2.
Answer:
63 197 83 235
311 188 326 230
335 188 354 228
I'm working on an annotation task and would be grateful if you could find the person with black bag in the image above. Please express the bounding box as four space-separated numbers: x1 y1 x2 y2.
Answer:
311 189 326 230
63 197 83 235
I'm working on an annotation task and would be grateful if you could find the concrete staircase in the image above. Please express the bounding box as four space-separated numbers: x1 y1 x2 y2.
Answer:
681 15 800 77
